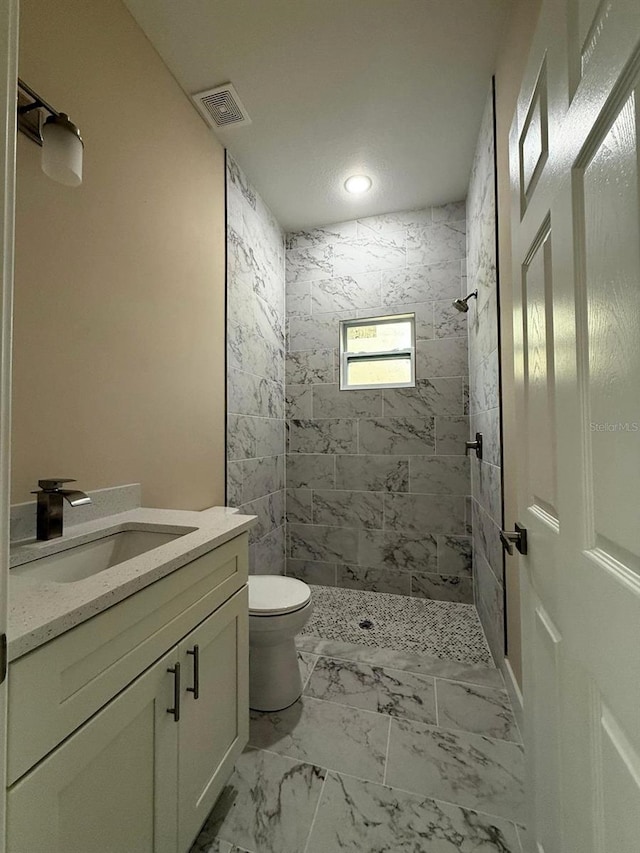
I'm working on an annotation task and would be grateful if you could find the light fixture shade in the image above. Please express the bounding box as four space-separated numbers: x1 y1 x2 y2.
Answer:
41 114 83 187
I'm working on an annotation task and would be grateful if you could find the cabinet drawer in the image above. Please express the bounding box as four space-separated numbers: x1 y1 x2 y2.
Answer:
8 532 248 784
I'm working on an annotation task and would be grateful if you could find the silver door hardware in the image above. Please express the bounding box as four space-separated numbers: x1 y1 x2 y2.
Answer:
465 433 483 459
187 644 200 700
500 523 528 556
167 662 181 722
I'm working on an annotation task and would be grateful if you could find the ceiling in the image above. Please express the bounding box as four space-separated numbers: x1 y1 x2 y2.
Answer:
123 0 512 231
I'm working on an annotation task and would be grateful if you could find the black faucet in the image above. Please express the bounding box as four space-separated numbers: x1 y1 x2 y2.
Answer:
31 479 92 541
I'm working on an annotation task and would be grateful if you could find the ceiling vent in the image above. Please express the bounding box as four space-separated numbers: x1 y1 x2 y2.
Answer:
191 83 251 130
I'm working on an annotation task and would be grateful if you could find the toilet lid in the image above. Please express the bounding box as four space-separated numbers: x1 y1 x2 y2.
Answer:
248 575 311 615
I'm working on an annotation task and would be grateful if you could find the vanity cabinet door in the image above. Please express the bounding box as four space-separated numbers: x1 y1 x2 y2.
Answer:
6 648 179 853
177 586 249 852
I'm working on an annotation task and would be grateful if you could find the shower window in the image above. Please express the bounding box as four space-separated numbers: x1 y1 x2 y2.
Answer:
339 314 416 390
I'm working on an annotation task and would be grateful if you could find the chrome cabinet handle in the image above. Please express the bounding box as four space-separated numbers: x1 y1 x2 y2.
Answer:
167 662 181 722
186 644 200 700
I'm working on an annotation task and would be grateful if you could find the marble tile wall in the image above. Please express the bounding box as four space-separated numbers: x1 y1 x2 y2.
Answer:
226 155 286 574
284 205 472 601
467 85 505 662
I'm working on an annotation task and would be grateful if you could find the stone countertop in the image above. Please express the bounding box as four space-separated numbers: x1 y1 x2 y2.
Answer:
8 506 255 661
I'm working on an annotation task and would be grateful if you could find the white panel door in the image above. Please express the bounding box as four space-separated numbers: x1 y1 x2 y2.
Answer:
0 2 18 852
510 1 640 850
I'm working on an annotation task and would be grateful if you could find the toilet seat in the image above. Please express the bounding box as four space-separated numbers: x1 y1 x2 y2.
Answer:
248 575 311 616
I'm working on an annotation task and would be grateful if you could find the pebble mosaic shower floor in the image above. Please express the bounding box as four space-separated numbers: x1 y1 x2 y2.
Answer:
300 585 493 666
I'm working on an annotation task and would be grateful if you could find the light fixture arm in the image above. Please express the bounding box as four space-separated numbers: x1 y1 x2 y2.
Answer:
17 78 61 145
18 77 59 119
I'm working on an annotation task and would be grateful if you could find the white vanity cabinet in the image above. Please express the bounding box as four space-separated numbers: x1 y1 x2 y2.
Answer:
5 532 249 853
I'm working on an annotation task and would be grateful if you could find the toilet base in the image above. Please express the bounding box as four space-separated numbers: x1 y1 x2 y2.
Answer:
249 637 302 712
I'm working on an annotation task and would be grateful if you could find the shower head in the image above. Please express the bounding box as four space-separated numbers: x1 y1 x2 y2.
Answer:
453 290 478 313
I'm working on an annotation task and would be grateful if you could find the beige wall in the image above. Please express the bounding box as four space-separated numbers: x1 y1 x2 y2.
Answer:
494 0 543 686
13 0 226 509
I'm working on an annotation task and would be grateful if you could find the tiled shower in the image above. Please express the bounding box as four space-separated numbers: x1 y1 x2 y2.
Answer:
226 84 504 665
285 206 472 603
205 84 523 853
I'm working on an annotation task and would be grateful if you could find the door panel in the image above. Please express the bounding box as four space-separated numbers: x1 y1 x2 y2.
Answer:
599 704 640 851
511 0 640 850
531 602 562 853
177 587 249 852
522 224 557 522
6 648 178 853
519 60 549 215
580 86 640 563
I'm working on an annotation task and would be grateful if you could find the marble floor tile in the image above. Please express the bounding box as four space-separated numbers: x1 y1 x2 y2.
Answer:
436 679 521 742
295 636 503 688
306 772 521 853
302 585 493 665
516 824 531 853
304 656 437 724
249 695 389 783
386 719 525 823
195 747 325 853
298 651 318 689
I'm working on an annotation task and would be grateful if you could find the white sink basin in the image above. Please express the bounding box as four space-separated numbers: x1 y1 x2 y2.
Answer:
12 529 189 584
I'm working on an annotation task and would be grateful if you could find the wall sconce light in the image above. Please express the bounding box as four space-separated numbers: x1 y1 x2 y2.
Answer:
17 78 83 187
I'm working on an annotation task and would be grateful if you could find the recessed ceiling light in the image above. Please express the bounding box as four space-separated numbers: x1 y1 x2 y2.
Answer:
344 174 372 194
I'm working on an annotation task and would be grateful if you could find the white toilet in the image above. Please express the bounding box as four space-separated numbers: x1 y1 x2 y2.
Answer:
248 575 313 712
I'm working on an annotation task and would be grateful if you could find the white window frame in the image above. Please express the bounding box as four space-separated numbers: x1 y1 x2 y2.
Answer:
339 313 416 391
